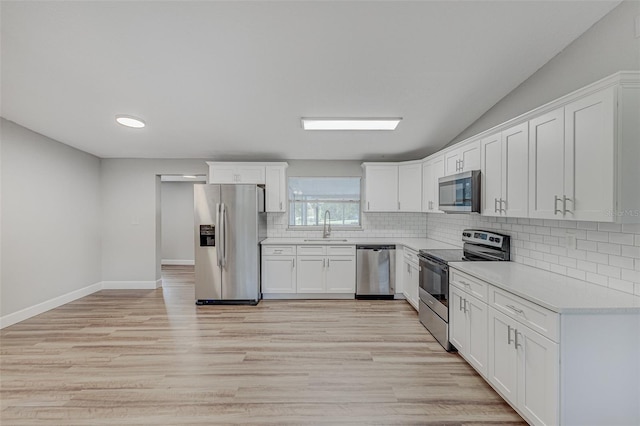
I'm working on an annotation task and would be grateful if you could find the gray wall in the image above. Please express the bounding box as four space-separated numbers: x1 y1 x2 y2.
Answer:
1 119 102 316
448 0 640 145
161 181 195 264
101 159 208 284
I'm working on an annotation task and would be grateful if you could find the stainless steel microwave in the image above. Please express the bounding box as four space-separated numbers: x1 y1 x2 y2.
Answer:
438 170 481 213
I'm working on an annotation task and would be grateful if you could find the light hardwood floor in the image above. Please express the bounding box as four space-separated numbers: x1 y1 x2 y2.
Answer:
1 266 525 425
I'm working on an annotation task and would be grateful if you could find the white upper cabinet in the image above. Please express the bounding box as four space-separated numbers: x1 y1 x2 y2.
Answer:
363 164 398 212
529 87 616 221
564 88 615 222
265 164 288 213
444 140 480 176
481 123 528 217
422 155 444 213
207 162 266 184
528 108 565 219
398 162 422 212
363 162 422 212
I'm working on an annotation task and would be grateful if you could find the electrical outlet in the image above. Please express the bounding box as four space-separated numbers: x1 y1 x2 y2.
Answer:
565 230 577 249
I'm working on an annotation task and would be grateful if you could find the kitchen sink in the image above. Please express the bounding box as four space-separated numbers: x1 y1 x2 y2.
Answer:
303 239 349 242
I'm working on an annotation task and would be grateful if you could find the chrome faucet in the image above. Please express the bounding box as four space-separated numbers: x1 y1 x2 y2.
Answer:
323 209 331 238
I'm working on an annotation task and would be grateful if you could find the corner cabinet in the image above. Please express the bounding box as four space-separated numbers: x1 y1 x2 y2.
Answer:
362 161 422 213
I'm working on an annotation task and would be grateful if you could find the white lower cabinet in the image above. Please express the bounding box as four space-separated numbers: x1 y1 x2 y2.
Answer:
488 307 558 426
262 245 356 296
401 248 420 311
450 286 488 377
261 255 296 293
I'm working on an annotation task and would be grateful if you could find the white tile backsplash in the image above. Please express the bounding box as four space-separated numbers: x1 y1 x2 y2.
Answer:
267 212 427 239
426 214 640 297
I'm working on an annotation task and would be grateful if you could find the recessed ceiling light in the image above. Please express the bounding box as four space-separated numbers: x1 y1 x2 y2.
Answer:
301 117 402 131
116 115 146 128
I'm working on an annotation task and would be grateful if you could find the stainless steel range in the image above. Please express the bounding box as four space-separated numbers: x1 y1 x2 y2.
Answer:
418 229 510 351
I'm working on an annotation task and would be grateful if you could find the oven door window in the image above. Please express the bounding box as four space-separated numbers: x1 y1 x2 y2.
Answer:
439 178 472 208
419 258 448 308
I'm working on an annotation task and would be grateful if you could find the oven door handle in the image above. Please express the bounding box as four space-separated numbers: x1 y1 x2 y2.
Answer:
419 256 449 273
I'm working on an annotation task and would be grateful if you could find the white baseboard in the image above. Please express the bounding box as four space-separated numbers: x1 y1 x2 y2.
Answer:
161 259 194 266
0 282 102 329
101 280 161 290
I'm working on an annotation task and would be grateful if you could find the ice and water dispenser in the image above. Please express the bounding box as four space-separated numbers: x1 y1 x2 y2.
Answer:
199 225 215 247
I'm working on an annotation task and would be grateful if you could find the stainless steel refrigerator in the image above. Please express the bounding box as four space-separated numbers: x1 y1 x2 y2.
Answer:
194 184 267 305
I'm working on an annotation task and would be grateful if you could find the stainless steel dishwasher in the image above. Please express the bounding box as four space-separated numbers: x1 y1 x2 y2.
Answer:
356 245 396 299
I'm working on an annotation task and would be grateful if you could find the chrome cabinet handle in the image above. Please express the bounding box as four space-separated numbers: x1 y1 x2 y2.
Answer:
367 201 370 210
323 258 326 268
458 280 471 287
494 198 498 213
563 196 572 214
460 159 464 171
515 330 522 349
280 201 283 210
292 258 295 269
459 296 464 311
500 198 506 213
506 304 524 315
327 258 330 268
554 195 563 215
463 299 468 314
398 201 401 210
507 325 514 345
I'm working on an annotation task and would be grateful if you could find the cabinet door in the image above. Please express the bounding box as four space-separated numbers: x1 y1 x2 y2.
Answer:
422 161 433 212
517 326 559 426
529 108 565 219
236 166 265 184
466 294 488 378
262 256 296 293
409 263 420 310
488 308 518 405
364 165 399 211
449 287 467 353
265 166 286 212
296 256 326 293
444 150 461 176
564 88 615 222
325 256 356 293
398 163 422 212
460 141 480 172
502 122 529 218
481 132 503 217
402 260 417 310
209 166 237 184
431 156 445 213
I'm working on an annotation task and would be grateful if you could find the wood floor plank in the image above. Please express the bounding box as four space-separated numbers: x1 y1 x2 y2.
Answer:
0 265 525 424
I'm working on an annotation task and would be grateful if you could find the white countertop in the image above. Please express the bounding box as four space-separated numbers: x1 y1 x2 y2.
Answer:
261 237 459 252
450 261 640 314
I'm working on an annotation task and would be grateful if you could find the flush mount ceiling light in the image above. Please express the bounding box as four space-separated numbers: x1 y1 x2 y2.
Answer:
115 115 146 128
301 117 402 131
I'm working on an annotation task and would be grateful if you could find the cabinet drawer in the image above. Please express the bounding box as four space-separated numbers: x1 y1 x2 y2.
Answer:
262 245 296 256
297 245 327 256
327 245 355 256
403 247 418 264
450 269 489 301
490 287 559 342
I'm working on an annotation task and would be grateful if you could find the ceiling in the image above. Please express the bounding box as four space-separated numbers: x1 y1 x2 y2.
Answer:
1 1 620 161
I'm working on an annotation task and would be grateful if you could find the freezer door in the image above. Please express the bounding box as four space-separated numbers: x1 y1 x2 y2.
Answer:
220 185 260 301
194 184 222 301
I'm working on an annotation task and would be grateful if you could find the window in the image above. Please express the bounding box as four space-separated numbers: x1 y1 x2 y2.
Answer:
289 177 361 227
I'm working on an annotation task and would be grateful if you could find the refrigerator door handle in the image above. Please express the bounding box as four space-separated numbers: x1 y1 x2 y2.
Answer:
215 203 222 267
221 203 227 267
